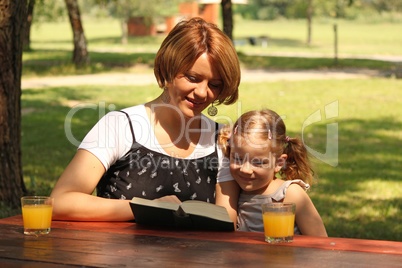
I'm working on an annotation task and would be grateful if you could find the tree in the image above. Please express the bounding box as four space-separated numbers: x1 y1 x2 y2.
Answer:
108 0 179 44
307 0 313 45
221 0 233 41
0 0 28 208
64 0 89 66
23 0 36 51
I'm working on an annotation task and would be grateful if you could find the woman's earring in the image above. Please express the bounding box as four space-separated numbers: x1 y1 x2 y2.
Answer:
161 87 171 104
207 102 218 116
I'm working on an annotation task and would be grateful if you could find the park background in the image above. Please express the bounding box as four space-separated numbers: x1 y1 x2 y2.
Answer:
2 0 401 242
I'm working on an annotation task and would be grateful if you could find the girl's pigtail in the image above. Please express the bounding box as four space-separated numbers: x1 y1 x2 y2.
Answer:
218 124 232 158
282 137 314 185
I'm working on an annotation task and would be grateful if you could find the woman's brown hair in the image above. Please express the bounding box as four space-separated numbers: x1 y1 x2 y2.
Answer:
154 17 240 105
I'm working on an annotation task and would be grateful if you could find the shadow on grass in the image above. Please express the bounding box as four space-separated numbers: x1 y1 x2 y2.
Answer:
32 35 165 46
22 49 397 78
238 54 397 71
88 35 165 45
304 117 402 241
22 49 156 77
235 37 306 48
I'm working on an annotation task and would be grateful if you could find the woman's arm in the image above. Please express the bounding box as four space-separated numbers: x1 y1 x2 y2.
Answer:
215 180 240 226
284 184 328 237
50 149 134 221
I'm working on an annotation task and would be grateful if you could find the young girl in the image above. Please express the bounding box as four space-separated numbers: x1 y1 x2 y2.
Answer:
219 109 327 236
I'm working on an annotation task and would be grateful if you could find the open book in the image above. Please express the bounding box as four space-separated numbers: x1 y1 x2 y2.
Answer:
130 197 234 231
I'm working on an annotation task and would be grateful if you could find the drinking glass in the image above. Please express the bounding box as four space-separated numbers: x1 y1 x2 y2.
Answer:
262 202 296 243
21 196 53 235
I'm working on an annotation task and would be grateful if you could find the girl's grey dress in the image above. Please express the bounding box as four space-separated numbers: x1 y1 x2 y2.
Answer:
237 180 310 233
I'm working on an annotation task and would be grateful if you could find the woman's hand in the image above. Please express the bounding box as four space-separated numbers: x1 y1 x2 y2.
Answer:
154 195 182 204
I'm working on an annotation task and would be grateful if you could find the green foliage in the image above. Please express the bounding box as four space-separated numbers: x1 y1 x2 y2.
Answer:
370 0 402 12
82 0 180 21
285 0 308 18
33 0 67 22
0 202 20 219
234 0 402 20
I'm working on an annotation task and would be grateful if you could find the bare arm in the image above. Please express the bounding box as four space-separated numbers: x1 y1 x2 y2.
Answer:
215 180 240 226
284 184 328 237
50 149 134 221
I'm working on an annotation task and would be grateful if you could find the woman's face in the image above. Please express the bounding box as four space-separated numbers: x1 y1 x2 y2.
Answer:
229 135 285 195
167 53 223 119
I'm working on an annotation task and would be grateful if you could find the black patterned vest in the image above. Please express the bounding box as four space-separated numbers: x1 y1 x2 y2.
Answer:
97 111 219 203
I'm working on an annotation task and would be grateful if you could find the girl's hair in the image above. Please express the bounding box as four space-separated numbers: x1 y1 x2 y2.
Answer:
218 109 314 185
154 17 240 105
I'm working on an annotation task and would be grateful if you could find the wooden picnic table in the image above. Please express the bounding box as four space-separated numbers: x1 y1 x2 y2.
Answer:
0 215 401 267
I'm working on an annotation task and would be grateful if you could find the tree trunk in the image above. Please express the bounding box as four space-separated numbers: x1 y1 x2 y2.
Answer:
64 0 89 66
121 19 128 45
221 0 233 41
307 0 313 45
0 0 28 208
23 0 35 51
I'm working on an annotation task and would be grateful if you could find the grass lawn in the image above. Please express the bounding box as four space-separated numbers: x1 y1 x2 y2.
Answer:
22 18 400 78
29 17 402 56
13 77 402 242
233 19 402 56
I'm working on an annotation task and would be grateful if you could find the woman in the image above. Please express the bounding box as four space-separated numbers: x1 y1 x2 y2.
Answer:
50 18 241 222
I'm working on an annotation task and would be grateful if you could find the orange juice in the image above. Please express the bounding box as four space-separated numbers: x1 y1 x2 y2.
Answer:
263 211 295 238
22 204 53 229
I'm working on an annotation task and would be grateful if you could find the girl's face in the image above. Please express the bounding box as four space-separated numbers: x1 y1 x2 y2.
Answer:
167 53 223 119
229 134 286 195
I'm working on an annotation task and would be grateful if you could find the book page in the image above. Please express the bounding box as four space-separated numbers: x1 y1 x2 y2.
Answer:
180 201 232 223
131 197 180 211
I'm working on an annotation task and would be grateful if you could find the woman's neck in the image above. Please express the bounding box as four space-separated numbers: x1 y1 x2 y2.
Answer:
146 98 202 129
144 99 202 158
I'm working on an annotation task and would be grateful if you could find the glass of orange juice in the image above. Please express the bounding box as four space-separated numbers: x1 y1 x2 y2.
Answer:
262 202 296 243
21 196 53 235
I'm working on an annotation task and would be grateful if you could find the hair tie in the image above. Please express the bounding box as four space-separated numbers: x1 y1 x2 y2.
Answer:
268 129 272 140
233 125 238 134
285 136 290 142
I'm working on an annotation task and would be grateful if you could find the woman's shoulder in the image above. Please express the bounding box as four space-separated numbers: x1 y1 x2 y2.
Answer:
201 114 221 128
197 114 220 145
120 104 146 116
101 104 146 120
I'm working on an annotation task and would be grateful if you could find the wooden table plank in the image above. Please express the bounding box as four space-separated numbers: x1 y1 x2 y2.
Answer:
0 223 401 268
1 216 401 255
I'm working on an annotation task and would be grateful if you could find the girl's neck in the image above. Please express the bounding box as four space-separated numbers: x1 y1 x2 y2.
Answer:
242 178 284 196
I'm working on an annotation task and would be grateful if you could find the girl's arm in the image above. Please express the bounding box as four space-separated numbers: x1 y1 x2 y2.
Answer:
50 149 134 221
284 184 328 237
215 180 240 226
